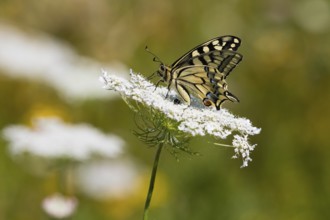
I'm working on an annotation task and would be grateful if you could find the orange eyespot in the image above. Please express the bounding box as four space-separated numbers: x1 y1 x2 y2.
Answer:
203 99 213 107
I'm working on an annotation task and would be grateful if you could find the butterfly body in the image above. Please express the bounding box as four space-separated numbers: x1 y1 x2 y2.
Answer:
154 35 243 110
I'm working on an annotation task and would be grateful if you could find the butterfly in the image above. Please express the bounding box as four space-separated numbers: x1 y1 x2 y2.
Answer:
147 35 243 110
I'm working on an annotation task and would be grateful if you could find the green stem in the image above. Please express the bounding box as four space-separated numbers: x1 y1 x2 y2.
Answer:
57 160 74 195
143 143 164 220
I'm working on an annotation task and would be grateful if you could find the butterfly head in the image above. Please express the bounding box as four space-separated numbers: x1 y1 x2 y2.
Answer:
156 64 171 82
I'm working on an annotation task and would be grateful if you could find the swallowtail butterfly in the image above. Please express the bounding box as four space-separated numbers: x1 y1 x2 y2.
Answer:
148 35 243 110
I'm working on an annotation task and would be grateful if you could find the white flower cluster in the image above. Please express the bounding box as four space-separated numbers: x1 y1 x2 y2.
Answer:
0 23 128 100
2 117 124 161
75 160 140 200
42 193 77 219
100 70 261 167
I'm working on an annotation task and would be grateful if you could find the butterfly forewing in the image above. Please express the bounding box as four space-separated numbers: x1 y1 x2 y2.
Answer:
171 35 241 69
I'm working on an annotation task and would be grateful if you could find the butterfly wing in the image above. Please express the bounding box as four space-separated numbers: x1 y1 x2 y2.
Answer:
171 35 241 71
172 65 215 104
169 36 242 109
183 49 243 79
173 64 239 110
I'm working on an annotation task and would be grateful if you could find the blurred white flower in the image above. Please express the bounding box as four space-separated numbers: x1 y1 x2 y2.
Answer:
0 22 128 100
100 70 261 167
75 160 140 200
2 117 124 160
42 193 77 219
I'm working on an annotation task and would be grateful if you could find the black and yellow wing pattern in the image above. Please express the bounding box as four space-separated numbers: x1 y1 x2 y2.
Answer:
154 35 243 110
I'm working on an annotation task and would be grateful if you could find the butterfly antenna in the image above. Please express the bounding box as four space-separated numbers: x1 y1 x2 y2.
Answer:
145 46 163 64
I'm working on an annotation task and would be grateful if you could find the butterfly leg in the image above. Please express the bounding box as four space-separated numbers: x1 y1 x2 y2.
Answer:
154 79 163 92
165 89 170 99
147 71 157 80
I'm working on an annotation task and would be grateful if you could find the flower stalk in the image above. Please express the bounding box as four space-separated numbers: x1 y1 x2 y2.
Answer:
143 142 164 220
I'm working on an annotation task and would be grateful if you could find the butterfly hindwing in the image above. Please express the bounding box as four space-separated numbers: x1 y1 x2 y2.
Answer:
174 65 215 104
174 64 237 109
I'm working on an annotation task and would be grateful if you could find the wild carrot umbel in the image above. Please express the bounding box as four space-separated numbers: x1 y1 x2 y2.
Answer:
100 70 261 219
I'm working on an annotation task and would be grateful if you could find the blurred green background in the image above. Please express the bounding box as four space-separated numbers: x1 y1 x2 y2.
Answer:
1 0 330 219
